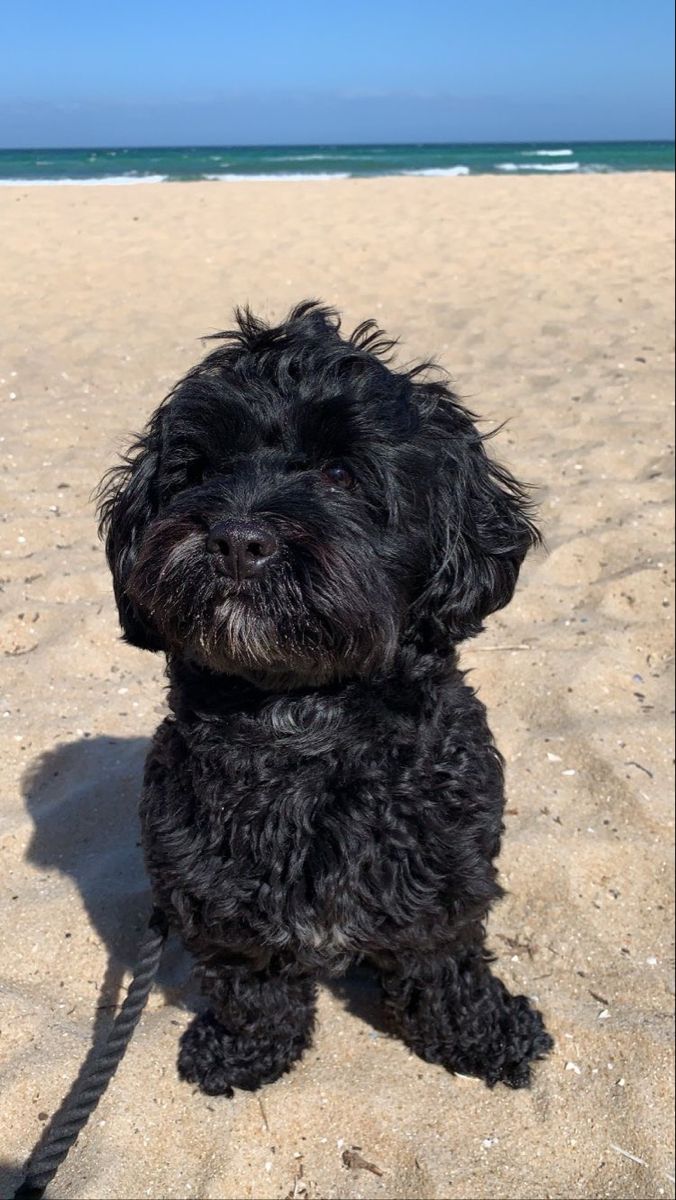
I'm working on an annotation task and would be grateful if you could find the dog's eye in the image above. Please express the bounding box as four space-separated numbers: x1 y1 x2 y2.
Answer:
184 459 205 487
185 458 221 487
320 461 355 490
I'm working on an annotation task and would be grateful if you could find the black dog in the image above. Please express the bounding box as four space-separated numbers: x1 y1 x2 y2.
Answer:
98 301 552 1097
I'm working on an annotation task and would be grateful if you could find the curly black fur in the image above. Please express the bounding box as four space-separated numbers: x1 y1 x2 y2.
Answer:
98 301 552 1096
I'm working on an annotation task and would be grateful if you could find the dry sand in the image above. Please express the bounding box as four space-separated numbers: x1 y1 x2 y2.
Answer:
0 174 674 1200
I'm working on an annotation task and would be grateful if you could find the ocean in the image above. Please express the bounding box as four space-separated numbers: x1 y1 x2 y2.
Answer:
0 141 673 184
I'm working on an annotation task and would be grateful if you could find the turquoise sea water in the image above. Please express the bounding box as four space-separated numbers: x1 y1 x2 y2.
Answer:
0 141 673 183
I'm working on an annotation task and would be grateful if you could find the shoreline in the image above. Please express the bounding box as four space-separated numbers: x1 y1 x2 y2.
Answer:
1 167 674 185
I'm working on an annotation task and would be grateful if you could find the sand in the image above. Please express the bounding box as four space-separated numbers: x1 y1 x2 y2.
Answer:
0 173 674 1200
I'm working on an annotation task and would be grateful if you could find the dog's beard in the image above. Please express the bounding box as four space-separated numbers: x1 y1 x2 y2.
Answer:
128 516 400 682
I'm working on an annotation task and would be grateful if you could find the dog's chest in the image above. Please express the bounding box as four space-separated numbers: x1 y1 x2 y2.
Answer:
198 732 421 953
145 697 453 966
144 670 505 973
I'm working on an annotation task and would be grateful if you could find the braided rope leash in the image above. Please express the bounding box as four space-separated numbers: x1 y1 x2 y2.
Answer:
14 907 169 1200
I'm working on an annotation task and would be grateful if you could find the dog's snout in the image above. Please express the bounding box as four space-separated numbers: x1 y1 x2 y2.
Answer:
207 520 279 580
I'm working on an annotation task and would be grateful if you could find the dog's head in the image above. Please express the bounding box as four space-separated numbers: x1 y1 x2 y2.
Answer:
97 302 539 684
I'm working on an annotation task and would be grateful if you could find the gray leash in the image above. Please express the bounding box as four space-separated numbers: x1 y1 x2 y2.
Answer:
13 907 169 1199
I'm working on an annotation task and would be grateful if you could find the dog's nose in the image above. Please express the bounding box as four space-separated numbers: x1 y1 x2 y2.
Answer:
206 520 279 580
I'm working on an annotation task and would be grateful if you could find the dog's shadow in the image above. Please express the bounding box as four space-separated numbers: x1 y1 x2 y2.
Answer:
22 733 387 1029
323 964 390 1036
22 734 194 1006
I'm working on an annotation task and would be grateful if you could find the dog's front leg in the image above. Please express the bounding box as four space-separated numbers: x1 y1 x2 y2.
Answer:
178 958 317 1096
377 927 552 1089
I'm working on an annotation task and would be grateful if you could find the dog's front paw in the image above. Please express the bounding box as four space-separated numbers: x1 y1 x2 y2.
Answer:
178 1007 313 1095
464 989 554 1090
385 962 553 1090
178 1011 236 1096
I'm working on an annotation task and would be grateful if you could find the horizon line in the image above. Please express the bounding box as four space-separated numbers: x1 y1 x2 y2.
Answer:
1 136 675 153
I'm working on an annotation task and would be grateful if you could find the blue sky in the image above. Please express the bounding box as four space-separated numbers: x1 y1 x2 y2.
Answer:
1 0 673 147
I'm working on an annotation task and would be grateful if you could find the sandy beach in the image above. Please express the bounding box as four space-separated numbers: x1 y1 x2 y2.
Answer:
1 173 674 1200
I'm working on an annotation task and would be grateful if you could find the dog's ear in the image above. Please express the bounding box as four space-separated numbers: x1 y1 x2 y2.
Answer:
406 384 540 651
96 421 165 651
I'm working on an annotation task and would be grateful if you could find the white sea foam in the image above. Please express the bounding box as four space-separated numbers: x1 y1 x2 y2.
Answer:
0 174 168 186
260 153 354 162
526 148 574 157
402 165 470 176
203 171 351 181
497 162 581 173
